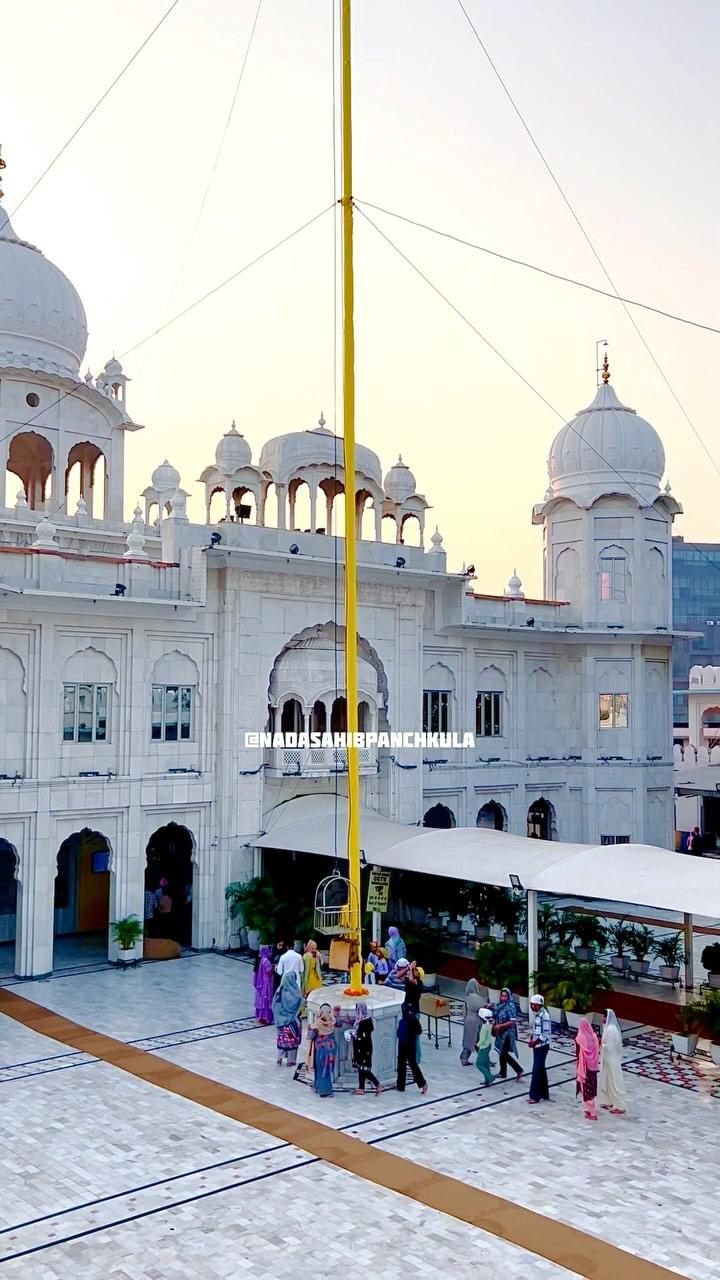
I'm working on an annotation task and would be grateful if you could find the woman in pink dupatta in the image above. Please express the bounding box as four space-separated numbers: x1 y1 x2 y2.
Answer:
575 1017 599 1120
253 945 274 1025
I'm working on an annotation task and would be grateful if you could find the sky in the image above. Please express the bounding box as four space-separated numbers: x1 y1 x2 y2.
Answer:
2 0 718 595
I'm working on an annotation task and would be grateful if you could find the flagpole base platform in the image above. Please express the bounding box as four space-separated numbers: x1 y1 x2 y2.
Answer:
305 983 405 1087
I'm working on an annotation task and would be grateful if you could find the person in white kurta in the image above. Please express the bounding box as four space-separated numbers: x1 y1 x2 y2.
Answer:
599 1008 627 1114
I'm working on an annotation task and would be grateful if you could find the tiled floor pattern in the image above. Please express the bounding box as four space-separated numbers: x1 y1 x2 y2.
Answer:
0 953 717 1277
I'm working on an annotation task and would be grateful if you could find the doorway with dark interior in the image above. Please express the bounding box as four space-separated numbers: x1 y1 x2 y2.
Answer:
145 822 194 946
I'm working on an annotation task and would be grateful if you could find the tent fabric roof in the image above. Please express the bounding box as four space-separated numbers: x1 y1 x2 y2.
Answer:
256 794 720 918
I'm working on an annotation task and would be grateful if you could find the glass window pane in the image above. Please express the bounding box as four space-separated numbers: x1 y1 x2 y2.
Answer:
493 692 501 735
151 685 163 740
63 685 76 742
165 686 179 741
180 687 192 740
95 685 108 741
77 685 93 743
599 693 612 727
614 693 629 728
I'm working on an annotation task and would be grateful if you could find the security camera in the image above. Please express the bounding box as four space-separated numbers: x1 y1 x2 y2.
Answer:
289 543 299 555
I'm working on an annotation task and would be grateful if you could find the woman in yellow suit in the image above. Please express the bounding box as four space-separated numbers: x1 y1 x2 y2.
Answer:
302 939 323 999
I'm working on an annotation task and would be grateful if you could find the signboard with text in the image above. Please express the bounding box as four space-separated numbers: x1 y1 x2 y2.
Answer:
366 868 391 913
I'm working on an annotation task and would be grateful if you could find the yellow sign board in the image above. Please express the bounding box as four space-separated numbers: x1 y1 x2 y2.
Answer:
366 868 391 913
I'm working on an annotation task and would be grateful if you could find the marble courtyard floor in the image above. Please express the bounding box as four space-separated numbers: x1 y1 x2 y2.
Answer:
0 954 718 1279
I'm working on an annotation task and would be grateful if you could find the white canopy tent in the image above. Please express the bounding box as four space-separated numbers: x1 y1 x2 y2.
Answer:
255 794 720 989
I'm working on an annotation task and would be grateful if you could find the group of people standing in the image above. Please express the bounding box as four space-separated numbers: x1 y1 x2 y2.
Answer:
252 939 324 1028
462 983 628 1118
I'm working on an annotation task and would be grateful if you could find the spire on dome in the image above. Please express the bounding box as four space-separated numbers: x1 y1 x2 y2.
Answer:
318 411 326 428
601 352 610 385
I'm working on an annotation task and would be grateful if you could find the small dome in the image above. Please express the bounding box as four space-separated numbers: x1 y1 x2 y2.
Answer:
0 203 88 378
504 569 524 598
548 381 664 505
104 356 123 377
384 455 416 502
215 421 251 472
151 459 181 492
259 423 382 488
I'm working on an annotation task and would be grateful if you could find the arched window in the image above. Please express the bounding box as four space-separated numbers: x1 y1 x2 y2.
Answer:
599 547 628 603
527 797 556 841
311 700 327 734
280 698 303 734
423 803 456 829
477 800 507 831
331 696 347 734
358 699 370 732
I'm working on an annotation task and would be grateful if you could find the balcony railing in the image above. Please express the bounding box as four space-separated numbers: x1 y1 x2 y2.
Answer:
265 746 376 775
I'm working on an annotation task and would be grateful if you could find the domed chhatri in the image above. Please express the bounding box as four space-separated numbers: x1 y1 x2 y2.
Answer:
215 421 251 474
0 201 87 378
383 455 416 503
505 569 524 599
151 460 181 493
259 418 383 490
548 374 665 506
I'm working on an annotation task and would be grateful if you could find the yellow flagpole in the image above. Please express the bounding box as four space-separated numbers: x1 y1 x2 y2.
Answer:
340 0 365 995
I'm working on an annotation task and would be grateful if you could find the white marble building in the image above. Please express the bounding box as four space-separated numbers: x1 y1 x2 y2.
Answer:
0 199 682 976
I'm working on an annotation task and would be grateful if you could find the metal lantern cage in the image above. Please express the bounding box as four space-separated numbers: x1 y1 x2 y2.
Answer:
314 874 360 936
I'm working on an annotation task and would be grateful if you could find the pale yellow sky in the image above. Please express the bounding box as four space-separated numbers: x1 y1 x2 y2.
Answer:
3 0 718 595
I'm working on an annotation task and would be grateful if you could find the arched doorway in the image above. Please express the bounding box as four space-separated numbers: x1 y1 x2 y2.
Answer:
145 823 194 946
0 839 19 978
527 798 556 841
53 829 111 967
423 803 456 829
477 801 507 831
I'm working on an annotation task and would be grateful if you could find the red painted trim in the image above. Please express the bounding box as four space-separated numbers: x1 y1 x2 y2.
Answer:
0 545 177 568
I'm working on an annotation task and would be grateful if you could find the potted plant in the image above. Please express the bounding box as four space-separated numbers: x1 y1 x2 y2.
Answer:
404 925 444 988
673 1003 700 1058
627 925 655 976
542 956 612 1030
552 908 579 952
699 991 720 1066
111 914 143 962
477 938 528 1007
701 942 720 990
537 902 558 954
493 890 526 944
653 932 684 983
466 884 504 941
607 919 634 973
225 877 284 950
675 991 720 1062
569 912 608 963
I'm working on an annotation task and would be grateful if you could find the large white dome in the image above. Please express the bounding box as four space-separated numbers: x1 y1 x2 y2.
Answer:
0 205 87 378
548 381 665 506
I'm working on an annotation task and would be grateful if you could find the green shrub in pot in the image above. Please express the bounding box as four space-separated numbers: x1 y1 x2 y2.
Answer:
701 942 720 989
653 932 684 980
627 925 655 975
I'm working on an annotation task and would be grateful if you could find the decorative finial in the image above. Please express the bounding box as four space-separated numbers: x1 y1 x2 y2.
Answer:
601 352 610 384
664 479 672 494
230 418 237 432
318 411 326 428
0 143 5 201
